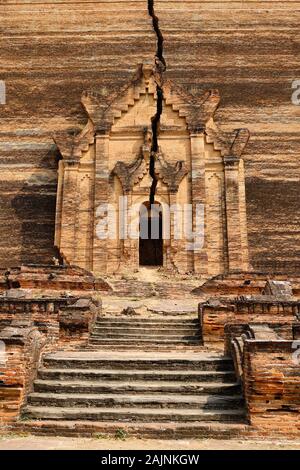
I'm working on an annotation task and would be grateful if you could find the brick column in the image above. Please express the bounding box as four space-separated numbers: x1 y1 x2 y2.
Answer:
123 192 139 271
54 159 64 248
59 161 79 263
92 132 110 275
223 155 248 272
190 131 208 274
74 165 94 270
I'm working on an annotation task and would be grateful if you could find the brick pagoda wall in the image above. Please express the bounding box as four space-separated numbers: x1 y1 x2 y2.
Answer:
0 1 155 267
0 1 299 273
156 0 300 273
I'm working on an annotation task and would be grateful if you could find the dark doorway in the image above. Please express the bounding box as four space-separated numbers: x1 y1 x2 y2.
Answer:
139 202 163 266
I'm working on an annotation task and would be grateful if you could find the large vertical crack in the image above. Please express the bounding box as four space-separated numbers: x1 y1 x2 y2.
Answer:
148 0 166 204
148 0 166 66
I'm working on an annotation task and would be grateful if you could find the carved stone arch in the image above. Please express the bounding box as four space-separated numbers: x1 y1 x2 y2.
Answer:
52 61 250 276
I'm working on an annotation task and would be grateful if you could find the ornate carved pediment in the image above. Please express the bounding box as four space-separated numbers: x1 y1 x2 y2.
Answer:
53 120 95 163
111 154 149 193
154 152 188 193
205 122 250 159
162 83 220 132
53 62 249 162
80 62 221 134
81 63 157 132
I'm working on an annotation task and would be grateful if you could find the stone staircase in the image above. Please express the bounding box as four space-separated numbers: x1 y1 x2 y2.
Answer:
88 316 202 349
20 350 247 438
107 277 199 299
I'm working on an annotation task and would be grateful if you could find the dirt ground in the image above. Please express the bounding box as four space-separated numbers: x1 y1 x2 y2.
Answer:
0 435 300 450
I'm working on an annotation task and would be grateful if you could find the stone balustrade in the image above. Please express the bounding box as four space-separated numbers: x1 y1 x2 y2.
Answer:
0 326 45 423
200 296 300 345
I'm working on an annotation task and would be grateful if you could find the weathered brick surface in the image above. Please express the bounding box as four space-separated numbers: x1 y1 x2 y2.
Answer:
0 296 100 341
243 340 300 435
6 265 111 293
59 297 99 346
0 294 101 422
53 62 249 276
156 0 300 274
200 297 300 344
1 2 299 276
0 1 156 268
0 327 45 422
193 272 300 298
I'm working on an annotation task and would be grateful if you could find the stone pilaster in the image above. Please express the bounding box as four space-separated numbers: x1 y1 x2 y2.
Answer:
92 132 110 275
54 159 64 248
59 161 79 263
74 163 94 270
224 155 249 272
122 192 139 271
190 131 208 274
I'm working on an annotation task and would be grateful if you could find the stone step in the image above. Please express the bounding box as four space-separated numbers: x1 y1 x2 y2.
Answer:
88 338 201 345
42 356 234 371
27 392 244 409
92 326 199 335
37 368 236 383
33 379 241 395
23 406 246 423
12 420 249 439
90 333 201 340
85 344 204 351
108 282 196 300
95 317 199 328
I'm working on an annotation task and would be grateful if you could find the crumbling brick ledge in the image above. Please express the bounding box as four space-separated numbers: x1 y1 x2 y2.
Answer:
0 326 45 423
243 340 300 436
0 296 101 423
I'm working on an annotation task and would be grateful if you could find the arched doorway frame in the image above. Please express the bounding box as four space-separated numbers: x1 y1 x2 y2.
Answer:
139 200 164 267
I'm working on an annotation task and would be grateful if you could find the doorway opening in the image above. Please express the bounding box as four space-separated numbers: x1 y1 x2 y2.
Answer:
139 201 163 266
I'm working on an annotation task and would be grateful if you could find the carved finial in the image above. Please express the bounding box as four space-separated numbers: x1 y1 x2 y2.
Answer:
53 121 95 162
141 127 152 161
154 152 188 193
206 123 250 159
111 153 149 193
229 128 250 157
